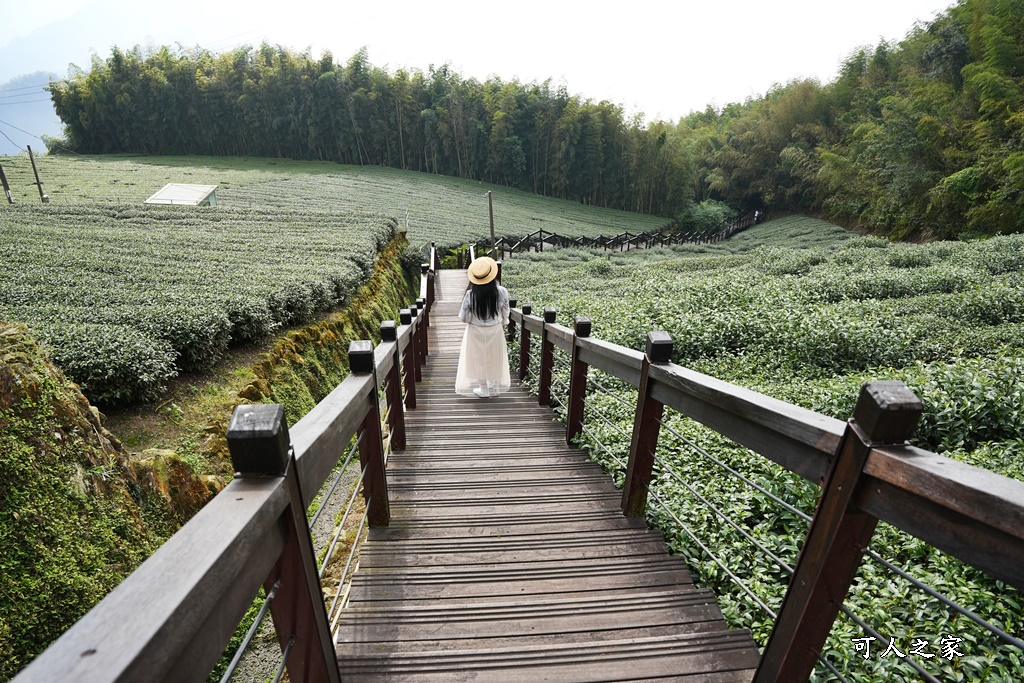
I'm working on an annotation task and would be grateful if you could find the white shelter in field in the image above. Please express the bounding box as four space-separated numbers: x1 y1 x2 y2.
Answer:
144 183 218 206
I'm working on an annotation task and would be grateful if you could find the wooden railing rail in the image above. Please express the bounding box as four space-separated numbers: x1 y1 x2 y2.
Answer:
508 304 1024 681
447 213 761 263
14 270 434 683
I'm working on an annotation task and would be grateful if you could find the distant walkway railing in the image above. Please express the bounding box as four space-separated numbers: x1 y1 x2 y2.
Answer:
506 301 1024 682
13 247 438 683
454 212 763 265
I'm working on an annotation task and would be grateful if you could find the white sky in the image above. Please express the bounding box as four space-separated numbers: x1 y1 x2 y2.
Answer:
2 0 956 123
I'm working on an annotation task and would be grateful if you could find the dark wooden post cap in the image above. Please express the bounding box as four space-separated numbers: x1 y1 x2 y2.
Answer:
522 304 532 316
409 305 419 318
416 297 425 308
646 331 673 364
226 404 290 476
421 263 429 274
575 316 592 337
349 340 375 374
853 381 924 444
400 309 412 325
381 320 397 342
543 307 556 323
509 298 518 309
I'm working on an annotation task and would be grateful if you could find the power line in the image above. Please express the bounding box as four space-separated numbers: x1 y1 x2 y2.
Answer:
0 89 48 100
0 127 27 153
0 83 51 93
0 118 80 156
0 117 46 139
0 98 53 106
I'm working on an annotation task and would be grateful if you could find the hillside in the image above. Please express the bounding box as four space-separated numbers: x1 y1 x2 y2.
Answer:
0 154 669 248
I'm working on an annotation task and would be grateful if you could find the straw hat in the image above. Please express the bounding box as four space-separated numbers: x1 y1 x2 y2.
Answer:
467 257 499 285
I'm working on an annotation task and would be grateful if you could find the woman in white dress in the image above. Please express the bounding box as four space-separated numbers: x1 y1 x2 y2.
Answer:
455 257 511 398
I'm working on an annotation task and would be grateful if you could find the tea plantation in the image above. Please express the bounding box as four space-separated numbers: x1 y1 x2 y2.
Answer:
0 154 668 248
0 203 396 404
503 216 1024 682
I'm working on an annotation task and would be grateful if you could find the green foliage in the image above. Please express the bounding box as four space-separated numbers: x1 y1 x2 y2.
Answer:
44 44 696 218
675 199 737 235
503 220 1024 681
676 0 1024 238
0 203 396 405
0 322 164 679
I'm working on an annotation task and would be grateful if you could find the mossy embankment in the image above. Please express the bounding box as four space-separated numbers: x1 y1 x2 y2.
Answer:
0 236 417 679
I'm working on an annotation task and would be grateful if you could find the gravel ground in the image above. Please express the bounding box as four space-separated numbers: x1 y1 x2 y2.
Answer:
226 458 365 682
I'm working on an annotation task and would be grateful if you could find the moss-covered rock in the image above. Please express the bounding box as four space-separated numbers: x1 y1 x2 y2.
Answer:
235 236 416 425
0 322 188 679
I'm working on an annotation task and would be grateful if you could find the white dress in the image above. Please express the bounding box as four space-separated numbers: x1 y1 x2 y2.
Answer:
454 286 511 397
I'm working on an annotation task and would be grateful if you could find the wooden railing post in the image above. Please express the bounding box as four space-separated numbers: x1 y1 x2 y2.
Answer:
754 381 923 682
409 305 423 382
381 321 407 451
538 307 556 406
519 304 532 381
421 263 430 304
400 308 418 408
418 293 430 329
566 316 591 445
349 341 390 527
507 299 518 343
416 297 429 359
496 260 502 285
621 332 673 518
226 404 341 683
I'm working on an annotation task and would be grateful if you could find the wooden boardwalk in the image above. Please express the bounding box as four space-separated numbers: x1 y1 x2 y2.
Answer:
334 270 759 681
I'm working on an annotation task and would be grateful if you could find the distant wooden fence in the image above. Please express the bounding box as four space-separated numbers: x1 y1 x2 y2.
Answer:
12 249 439 683
455 212 762 266
507 304 1024 681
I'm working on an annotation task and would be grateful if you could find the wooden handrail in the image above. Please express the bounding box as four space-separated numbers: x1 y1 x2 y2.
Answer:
508 303 1024 680
14 270 435 683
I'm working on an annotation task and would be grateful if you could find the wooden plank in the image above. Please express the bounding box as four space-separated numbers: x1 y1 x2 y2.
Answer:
545 322 574 353
347 569 694 603
290 373 373 508
648 362 842 484
756 382 920 683
577 336 644 386
334 268 759 681
857 445 1024 592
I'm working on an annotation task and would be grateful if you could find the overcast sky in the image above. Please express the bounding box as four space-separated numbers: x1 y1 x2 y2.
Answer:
3 0 955 124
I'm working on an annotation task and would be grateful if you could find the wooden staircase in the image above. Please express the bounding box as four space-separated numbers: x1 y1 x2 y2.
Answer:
334 270 759 681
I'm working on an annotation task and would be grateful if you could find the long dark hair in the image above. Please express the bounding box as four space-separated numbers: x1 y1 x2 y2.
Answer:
467 280 499 320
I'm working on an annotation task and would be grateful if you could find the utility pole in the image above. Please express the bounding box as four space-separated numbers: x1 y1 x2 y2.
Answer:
27 146 49 203
487 191 496 258
0 163 13 204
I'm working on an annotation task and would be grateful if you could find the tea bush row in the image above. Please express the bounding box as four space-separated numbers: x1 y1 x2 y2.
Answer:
502 228 1024 681
0 204 396 404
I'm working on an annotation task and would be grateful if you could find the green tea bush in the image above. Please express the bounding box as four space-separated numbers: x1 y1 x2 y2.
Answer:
42 323 178 404
0 204 397 405
503 219 1024 682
